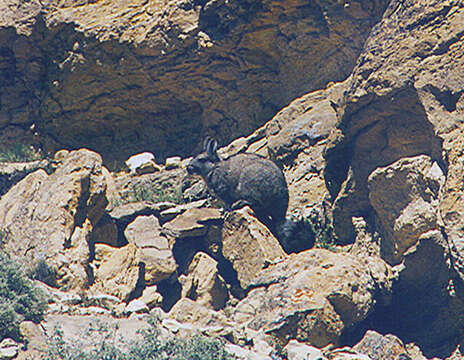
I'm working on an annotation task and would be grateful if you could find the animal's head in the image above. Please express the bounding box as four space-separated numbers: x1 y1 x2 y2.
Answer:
187 137 220 177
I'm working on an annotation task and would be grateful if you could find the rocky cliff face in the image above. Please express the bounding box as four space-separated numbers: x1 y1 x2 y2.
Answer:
1 0 464 360
0 0 387 163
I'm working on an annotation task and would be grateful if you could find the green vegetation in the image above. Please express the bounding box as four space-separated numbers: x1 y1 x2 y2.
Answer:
111 181 184 209
29 259 57 287
130 182 184 204
44 317 236 360
0 144 44 163
306 215 337 251
0 252 47 341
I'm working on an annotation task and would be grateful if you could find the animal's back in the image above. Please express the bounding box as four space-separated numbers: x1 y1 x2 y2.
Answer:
220 153 289 224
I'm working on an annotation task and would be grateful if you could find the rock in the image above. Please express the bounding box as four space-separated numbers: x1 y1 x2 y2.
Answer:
140 285 163 309
285 340 326 360
273 79 343 214
91 243 141 302
85 294 121 310
19 321 47 352
125 215 164 248
368 155 444 265
327 349 371 360
109 201 164 232
41 314 151 354
168 298 230 331
0 149 107 290
162 207 222 239
0 159 49 197
165 156 182 170
0 339 18 360
222 206 286 290
125 299 149 314
125 215 177 285
126 152 158 174
180 252 228 311
233 249 392 348
352 331 412 360
0 0 388 162
159 199 209 223
324 0 464 248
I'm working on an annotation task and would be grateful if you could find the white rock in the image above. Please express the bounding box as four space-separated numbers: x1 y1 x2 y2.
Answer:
285 340 327 360
0 338 19 360
124 299 149 314
165 156 182 169
225 344 271 360
126 152 156 174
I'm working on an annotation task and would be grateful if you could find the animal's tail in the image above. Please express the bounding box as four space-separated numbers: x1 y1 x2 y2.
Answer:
276 217 315 254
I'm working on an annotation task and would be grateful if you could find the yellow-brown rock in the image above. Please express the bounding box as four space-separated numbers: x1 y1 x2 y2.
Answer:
180 252 228 311
0 149 107 290
233 249 392 348
0 0 388 162
91 243 141 302
222 206 286 290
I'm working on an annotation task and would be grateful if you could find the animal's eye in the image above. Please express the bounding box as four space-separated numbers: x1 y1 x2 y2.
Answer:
199 158 207 162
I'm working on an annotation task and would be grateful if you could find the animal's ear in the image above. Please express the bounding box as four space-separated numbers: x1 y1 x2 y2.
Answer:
203 136 212 152
206 138 218 159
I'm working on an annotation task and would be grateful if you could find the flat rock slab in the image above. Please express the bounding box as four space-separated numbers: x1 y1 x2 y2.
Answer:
162 207 222 239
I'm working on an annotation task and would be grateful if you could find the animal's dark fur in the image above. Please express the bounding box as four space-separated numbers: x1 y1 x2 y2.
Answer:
188 138 304 251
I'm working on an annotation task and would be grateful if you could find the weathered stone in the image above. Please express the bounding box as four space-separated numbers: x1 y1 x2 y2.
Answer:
125 215 164 248
91 243 141 302
285 340 326 360
222 206 286 290
165 156 182 170
140 285 163 309
181 252 228 310
0 0 389 162
324 0 464 249
162 207 222 239
126 152 156 174
109 201 163 227
159 199 209 222
168 298 229 330
352 331 412 360
368 155 444 265
125 215 177 285
124 299 149 314
19 321 47 353
233 249 392 348
0 149 107 290
0 159 49 197
41 314 151 354
0 339 18 360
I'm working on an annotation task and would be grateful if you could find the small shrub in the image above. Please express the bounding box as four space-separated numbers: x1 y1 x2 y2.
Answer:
0 252 47 341
121 182 184 206
30 259 57 287
0 144 43 163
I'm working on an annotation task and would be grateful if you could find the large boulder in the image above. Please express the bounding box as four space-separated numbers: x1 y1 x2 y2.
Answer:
233 249 393 348
367 155 445 265
124 215 177 285
0 149 107 290
180 252 228 311
90 243 142 302
222 206 286 290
